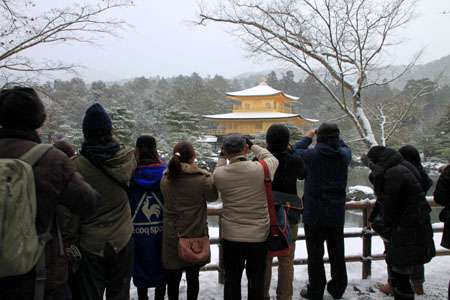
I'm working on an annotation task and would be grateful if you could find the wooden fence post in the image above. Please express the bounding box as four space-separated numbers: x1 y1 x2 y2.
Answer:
361 207 372 279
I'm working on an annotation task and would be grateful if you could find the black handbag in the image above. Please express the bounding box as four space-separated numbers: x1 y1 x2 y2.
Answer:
273 191 303 224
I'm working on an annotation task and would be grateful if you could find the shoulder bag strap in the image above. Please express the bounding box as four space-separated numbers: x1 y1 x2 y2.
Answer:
258 160 278 237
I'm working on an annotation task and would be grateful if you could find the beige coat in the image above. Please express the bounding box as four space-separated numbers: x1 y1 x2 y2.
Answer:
213 145 278 243
160 163 218 269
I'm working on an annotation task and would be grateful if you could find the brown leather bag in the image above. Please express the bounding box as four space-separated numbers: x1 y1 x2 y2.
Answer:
178 236 210 264
163 179 211 264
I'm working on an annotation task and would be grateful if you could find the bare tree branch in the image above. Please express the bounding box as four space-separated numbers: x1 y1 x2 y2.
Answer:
0 0 133 86
198 0 419 148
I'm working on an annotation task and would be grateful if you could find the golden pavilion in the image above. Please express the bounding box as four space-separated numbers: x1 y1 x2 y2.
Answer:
203 78 316 136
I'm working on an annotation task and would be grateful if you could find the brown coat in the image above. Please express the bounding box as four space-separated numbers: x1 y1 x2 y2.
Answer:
0 129 98 292
160 163 217 269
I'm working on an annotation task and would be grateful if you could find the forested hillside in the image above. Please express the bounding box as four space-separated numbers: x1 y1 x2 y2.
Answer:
37 69 450 165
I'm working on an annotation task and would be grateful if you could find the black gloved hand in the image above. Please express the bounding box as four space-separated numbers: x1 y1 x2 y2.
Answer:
245 137 253 149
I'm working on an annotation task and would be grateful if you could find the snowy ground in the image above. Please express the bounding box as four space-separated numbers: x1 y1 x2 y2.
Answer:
129 228 450 300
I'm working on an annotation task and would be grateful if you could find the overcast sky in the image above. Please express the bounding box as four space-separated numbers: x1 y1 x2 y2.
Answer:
26 0 450 82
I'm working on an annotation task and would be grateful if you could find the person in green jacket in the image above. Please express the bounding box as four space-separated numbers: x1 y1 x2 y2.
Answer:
63 103 136 300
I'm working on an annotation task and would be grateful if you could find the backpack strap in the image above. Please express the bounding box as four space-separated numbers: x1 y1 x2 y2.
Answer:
20 144 53 167
17 144 54 300
34 215 54 300
258 160 279 237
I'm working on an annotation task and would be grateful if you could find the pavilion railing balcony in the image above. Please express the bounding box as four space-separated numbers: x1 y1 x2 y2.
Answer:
210 128 228 135
232 105 292 114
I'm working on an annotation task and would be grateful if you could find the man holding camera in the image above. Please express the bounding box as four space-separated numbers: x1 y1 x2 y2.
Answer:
213 132 278 300
294 122 352 300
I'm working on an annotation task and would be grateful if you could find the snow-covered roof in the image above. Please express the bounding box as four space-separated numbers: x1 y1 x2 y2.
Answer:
303 118 319 123
203 112 302 120
226 80 299 101
197 135 218 143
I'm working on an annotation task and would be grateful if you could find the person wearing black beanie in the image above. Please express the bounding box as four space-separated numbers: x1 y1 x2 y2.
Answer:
0 87 99 300
82 103 113 138
0 86 46 130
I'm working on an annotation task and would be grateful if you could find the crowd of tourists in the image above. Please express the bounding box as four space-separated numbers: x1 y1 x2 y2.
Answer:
0 86 448 300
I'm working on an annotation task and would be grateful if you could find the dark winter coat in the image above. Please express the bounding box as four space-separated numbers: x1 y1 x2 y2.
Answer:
64 138 136 256
293 137 352 227
160 163 217 269
269 148 307 224
0 128 98 294
433 165 450 249
130 162 168 288
419 170 433 195
364 148 435 268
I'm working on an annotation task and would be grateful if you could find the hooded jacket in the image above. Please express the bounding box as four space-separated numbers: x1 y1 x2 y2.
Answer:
64 138 136 256
293 136 352 227
363 147 435 267
0 128 98 293
130 162 168 288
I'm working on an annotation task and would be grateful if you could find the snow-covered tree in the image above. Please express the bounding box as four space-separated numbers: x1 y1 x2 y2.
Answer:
198 0 421 149
163 109 214 170
434 105 450 159
106 106 136 146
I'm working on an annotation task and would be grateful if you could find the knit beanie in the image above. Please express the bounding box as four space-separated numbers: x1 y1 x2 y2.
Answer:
82 103 112 138
0 87 46 130
317 122 339 143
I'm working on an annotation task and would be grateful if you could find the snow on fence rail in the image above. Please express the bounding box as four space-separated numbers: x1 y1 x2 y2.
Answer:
203 197 448 284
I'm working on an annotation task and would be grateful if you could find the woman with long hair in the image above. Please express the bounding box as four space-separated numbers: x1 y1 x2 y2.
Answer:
160 142 217 300
130 135 168 300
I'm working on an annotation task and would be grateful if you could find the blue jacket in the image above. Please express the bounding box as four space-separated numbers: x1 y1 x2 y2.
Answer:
294 137 352 227
130 162 168 288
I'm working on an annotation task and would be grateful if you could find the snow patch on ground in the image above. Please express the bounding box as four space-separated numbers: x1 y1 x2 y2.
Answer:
129 228 450 300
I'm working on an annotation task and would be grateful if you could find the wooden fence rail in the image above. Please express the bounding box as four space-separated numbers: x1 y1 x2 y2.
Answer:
201 198 449 284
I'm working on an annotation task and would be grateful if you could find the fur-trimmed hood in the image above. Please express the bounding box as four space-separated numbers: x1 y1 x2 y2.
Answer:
163 162 211 177
361 146 403 176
